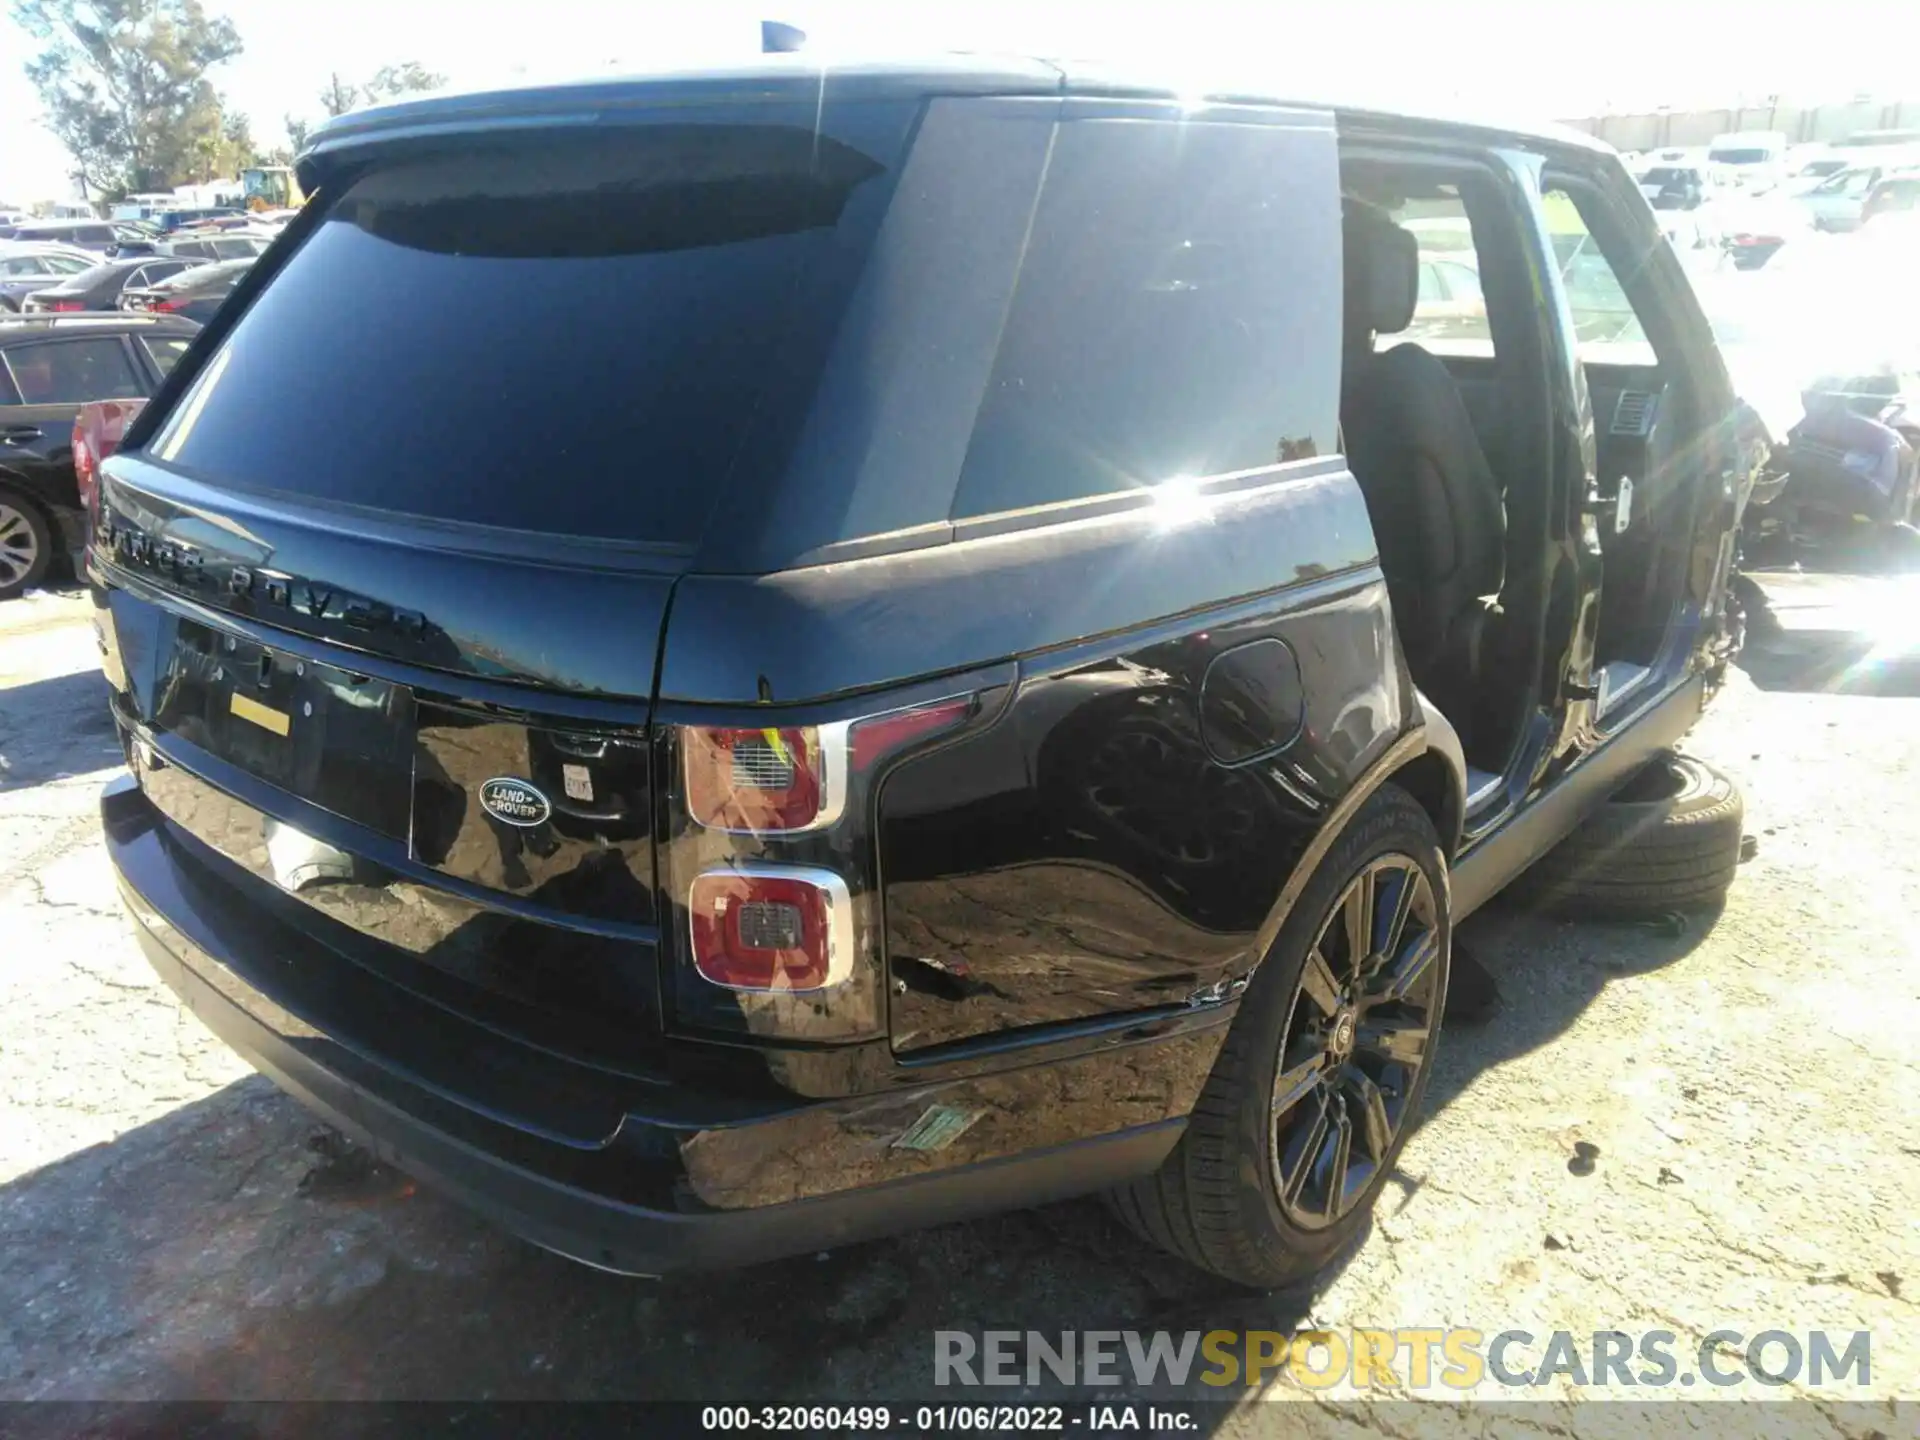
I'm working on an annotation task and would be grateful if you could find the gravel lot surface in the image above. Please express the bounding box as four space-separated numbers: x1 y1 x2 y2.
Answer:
1 581 1915 1433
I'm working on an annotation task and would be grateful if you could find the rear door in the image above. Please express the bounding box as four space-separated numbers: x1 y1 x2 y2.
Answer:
819 100 1384 1052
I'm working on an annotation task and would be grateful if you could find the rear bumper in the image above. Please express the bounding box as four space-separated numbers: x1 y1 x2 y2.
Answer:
106 776 1198 1274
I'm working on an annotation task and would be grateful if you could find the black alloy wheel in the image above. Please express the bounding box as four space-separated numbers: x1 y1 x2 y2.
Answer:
1270 855 1441 1229
1106 783 1451 1288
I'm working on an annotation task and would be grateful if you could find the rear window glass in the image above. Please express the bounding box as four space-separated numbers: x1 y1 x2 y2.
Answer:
162 260 248 291
952 118 1340 520
147 125 899 546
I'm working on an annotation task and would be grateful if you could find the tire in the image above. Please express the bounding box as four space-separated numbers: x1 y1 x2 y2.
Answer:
1515 751 1743 917
0 490 53 601
1108 783 1450 1289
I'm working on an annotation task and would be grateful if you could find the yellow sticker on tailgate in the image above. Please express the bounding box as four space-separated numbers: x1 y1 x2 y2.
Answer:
229 691 291 737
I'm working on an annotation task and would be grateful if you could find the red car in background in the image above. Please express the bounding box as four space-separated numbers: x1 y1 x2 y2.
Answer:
72 396 145 533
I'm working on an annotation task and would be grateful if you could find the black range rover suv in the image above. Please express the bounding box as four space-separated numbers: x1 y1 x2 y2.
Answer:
93 59 1765 1286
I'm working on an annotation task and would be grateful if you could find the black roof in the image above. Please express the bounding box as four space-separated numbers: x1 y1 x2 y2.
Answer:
300 55 1607 183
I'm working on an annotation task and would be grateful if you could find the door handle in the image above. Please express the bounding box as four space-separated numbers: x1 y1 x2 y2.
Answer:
1 425 43 443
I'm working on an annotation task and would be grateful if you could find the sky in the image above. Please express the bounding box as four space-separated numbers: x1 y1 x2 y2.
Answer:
4 0 1919 202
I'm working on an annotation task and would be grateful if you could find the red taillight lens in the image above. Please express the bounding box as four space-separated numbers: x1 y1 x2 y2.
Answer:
674 694 976 1020
682 698 973 835
154 298 185 313
683 726 836 832
688 866 851 991
50 299 83 312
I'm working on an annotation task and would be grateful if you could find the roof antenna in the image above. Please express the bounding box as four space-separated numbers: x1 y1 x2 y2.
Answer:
762 20 807 53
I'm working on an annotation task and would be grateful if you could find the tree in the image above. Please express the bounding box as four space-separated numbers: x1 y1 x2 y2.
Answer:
318 71 358 118
316 61 442 120
363 61 443 104
11 0 244 195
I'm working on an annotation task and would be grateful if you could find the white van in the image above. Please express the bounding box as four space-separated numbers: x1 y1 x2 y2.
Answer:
1706 131 1790 191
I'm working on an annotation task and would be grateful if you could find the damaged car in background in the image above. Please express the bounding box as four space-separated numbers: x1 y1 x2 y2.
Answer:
1699 217 1920 552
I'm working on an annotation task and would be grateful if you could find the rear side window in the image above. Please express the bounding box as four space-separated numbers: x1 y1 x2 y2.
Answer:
2 338 144 404
148 123 902 546
952 116 1340 520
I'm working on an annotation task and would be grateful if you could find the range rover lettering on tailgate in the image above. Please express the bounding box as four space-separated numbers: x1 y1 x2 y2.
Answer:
93 61 1763 1284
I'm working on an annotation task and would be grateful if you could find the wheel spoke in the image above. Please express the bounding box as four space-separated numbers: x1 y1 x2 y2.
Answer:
1351 1069 1396 1162
1375 866 1418 966
1374 928 1439 1003
1342 874 1372 974
1271 1051 1323 1121
1300 946 1341 1017
1356 1017 1429 1066
1279 1094 1332 1208
1321 1111 1354 1221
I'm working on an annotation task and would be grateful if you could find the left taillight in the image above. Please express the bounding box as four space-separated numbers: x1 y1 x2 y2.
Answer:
688 866 852 991
667 693 976 1037
683 725 843 833
71 421 96 516
681 700 972 837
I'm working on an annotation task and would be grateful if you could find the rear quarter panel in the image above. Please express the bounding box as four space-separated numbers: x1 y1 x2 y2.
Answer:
879 552 1408 1052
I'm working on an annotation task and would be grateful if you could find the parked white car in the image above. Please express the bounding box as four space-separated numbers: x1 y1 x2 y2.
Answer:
1706 131 1790 192
0 241 99 311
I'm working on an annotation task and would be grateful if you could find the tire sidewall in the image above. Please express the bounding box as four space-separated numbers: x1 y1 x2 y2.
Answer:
1608 752 1716 814
1228 786 1452 1275
0 487 53 601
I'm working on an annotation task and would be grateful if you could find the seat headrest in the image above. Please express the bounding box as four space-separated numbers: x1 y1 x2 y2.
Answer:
1343 200 1419 337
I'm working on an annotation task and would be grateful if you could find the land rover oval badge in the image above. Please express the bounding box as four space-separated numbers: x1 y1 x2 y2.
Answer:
479 777 551 828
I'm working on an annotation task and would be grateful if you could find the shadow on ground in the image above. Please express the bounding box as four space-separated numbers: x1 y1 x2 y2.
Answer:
0 890 1719 1409
1734 555 1920 697
0 667 119 790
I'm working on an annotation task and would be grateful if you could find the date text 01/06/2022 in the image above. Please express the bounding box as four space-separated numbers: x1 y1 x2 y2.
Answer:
699 1404 1193 1431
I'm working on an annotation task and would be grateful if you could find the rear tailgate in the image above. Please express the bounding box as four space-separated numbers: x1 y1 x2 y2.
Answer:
92 94 918 1086
94 458 676 1077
